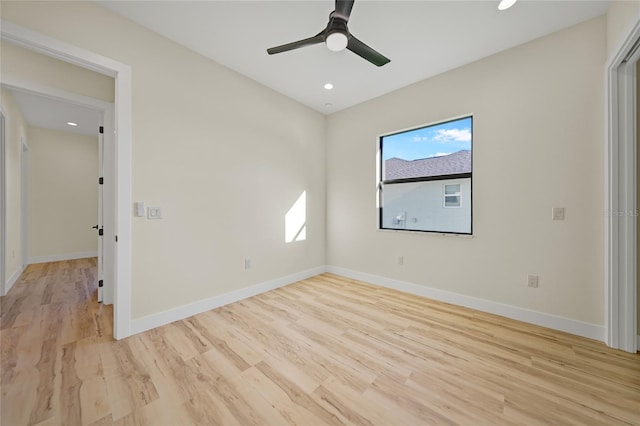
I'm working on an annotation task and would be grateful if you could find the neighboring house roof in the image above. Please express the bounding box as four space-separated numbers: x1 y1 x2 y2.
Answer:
384 150 471 180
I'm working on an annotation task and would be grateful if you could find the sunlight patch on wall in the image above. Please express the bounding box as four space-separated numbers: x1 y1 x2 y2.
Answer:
285 191 306 243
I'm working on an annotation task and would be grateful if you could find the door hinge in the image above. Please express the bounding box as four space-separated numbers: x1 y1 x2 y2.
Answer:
99 228 104 236
99 177 104 185
98 279 104 288
99 126 104 134
115 235 118 242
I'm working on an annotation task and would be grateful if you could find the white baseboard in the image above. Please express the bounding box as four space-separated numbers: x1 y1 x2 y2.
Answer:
326 266 605 343
3 264 26 296
125 263 611 344
29 251 98 264
129 266 326 336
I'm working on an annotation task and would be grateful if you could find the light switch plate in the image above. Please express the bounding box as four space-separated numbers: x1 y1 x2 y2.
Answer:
148 207 162 219
134 202 145 217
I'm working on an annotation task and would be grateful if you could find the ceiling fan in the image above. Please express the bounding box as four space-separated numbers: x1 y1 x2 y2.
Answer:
266 0 390 67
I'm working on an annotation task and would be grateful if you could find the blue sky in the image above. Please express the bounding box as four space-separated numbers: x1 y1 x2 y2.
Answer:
382 117 472 161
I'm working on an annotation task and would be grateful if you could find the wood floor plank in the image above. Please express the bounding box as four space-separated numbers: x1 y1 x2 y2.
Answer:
1 261 639 425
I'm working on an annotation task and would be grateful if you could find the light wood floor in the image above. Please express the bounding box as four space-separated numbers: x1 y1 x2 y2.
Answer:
1 259 639 425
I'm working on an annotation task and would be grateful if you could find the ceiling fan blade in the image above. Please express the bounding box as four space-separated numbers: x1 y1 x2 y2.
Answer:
334 0 355 21
267 33 325 55
347 34 390 67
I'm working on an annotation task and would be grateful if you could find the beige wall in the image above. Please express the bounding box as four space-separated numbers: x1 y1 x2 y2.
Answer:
0 88 28 286
27 127 98 259
0 40 114 103
0 2 620 331
606 1 640 59
327 17 606 325
637 65 640 334
1 1 327 319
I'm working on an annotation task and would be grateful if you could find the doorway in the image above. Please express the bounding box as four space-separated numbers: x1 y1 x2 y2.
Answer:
10 87 109 292
3 84 114 298
1 21 132 339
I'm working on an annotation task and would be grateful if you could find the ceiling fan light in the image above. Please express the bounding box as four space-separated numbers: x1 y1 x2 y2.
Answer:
326 32 348 52
498 0 517 10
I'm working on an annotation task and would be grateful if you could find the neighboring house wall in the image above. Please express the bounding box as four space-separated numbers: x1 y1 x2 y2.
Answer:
0 40 114 103
0 88 28 290
327 17 606 326
1 1 326 320
27 126 98 261
382 178 471 234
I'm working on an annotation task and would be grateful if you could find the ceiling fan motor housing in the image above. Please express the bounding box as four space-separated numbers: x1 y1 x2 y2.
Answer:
326 17 349 51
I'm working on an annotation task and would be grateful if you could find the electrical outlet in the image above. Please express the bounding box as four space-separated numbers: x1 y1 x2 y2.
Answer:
398 256 404 266
527 275 539 288
147 207 163 219
244 258 251 270
552 207 565 221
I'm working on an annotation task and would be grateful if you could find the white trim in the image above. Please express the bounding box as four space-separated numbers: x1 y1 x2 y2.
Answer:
28 251 98 265
5 264 26 296
1 76 113 111
1 22 121 77
20 139 29 272
0 20 133 340
605 18 640 353
0 111 6 296
129 266 326 336
327 266 605 342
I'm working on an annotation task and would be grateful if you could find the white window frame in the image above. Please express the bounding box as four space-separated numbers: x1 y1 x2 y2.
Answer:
443 183 462 208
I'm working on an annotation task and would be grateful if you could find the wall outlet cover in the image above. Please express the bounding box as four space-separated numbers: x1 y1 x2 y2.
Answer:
147 207 162 219
552 207 565 221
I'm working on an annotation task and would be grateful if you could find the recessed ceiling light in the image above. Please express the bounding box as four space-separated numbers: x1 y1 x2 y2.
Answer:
67 122 78 127
324 83 334 90
498 0 517 10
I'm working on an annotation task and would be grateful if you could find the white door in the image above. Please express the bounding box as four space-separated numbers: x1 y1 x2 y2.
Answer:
96 126 104 302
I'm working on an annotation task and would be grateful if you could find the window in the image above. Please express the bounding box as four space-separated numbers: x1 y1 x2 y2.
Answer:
378 116 472 234
444 184 461 208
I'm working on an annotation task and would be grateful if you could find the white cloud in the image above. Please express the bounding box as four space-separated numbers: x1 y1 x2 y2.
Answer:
434 128 471 143
430 152 452 157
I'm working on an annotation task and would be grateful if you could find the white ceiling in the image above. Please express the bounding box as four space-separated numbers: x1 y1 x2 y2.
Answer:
6 88 103 137
99 0 610 114
3 0 610 132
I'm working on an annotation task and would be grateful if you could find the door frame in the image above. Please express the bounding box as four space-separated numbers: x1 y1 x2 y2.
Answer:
0 20 133 339
606 19 640 353
20 138 28 270
0 112 5 296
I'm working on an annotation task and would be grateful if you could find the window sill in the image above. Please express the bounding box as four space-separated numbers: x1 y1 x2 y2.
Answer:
377 228 474 239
